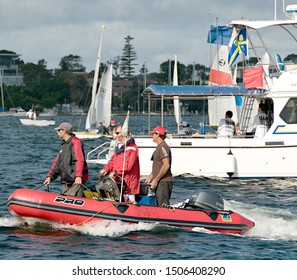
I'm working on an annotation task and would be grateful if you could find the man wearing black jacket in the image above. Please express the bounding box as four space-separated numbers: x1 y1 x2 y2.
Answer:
43 122 88 197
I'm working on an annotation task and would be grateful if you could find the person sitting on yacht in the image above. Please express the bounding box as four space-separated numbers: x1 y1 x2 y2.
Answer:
253 103 269 139
179 121 192 135
217 110 236 138
193 122 205 136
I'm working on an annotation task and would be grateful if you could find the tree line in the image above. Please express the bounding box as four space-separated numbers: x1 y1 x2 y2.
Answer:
1 34 209 114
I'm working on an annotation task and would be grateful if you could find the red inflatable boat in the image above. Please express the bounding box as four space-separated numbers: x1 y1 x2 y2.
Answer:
7 187 255 235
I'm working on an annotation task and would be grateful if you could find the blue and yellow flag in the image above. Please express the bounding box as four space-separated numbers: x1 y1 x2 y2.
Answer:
228 28 247 68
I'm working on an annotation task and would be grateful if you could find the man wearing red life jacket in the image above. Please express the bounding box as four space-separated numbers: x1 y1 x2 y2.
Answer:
99 124 140 202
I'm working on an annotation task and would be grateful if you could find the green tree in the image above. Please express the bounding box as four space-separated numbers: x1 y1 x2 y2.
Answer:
284 53 297 63
57 71 88 107
159 60 187 85
59 55 86 72
20 63 53 88
182 63 209 85
237 57 258 67
139 61 148 76
37 59 47 68
120 35 138 77
108 56 121 77
6 60 88 110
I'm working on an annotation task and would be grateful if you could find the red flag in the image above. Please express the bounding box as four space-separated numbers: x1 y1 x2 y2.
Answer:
209 68 232 84
243 66 263 89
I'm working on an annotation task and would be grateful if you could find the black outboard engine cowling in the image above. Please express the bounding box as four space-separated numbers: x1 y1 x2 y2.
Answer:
95 177 121 201
188 190 224 210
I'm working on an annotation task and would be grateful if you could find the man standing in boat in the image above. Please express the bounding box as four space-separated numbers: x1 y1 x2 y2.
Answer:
145 126 173 206
99 123 140 202
26 109 33 119
43 122 88 197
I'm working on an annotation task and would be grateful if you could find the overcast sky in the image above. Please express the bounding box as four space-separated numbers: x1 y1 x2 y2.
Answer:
1 0 296 73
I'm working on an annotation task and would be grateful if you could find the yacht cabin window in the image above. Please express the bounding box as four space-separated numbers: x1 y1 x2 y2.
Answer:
280 98 297 124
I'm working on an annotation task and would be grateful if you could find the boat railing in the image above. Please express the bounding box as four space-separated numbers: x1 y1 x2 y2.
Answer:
86 141 114 164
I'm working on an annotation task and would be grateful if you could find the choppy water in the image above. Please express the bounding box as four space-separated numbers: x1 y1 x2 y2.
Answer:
1 115 297 260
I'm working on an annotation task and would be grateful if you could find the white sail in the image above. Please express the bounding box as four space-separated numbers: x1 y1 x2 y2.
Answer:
208 45 238 126
232 64 238 85
95 64 113 127
0 72 4 111
173 55 181 132
173 96 181 124
209 45 232 85
85 25 106 131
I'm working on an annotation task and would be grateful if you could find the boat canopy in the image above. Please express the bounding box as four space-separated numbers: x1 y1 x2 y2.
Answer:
229 19 297 30
143 84 265 98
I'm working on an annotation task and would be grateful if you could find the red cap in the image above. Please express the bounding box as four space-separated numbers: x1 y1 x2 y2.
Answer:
110 119 116 125
149 126 166 135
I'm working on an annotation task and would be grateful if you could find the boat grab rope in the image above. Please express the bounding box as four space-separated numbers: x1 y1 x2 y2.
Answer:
76 202 114 226
76 201 177 225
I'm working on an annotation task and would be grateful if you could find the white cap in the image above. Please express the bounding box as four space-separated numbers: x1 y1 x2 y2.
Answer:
181 121 188 127
55 122 73 131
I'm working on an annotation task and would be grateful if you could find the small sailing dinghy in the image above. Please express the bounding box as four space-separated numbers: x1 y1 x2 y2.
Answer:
7 180 255 235
19 118 55 126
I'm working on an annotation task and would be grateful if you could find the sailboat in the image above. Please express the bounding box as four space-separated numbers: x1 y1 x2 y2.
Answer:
0 73 27 117
172 55 182 133
75 25 113 140
19 107 55 126
0 73 5 116
75 64 113 139
19 118 55 126
208 45 239 127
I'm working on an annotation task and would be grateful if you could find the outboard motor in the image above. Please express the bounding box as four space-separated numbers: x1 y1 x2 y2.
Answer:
187 190 224 210
95 177 121 201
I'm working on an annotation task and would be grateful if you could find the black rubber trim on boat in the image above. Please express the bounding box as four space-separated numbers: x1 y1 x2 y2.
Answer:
208 212 219 221
113 204 129 213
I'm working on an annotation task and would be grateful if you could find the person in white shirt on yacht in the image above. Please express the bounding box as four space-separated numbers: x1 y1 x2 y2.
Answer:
217 110 236 138
253 103 269 139
178 121 192 135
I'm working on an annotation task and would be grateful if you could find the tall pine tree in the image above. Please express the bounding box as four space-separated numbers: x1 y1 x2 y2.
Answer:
120 35 138 78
